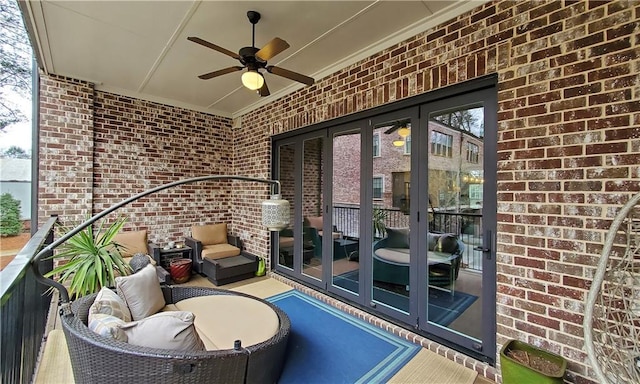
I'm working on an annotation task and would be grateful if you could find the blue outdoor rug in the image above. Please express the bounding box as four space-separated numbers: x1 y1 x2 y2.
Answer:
267 290 420 384
333 270 477 326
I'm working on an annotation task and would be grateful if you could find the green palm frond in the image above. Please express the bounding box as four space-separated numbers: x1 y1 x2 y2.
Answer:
373 207 388 239
44 216 132 297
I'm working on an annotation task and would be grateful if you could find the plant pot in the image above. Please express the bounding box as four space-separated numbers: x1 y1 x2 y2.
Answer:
169 258 192 284
255 258 266 277
500 340 566 384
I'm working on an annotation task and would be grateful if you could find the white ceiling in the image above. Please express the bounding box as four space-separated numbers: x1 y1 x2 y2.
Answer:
20 1 484 118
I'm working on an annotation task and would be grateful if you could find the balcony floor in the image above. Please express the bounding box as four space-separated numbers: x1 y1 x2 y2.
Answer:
35 273 495 384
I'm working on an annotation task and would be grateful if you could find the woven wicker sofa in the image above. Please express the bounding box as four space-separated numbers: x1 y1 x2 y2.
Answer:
62 286 290 384
373 229 464 287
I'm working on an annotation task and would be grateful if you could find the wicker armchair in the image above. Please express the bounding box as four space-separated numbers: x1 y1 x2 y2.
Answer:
61 286 290 384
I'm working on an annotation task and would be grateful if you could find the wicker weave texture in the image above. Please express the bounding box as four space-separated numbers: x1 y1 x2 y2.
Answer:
585 193 640 384
63 286 290 384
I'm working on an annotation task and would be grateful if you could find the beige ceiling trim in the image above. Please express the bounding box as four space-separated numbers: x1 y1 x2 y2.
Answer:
137 0 201 93
19 0 53 74
97 84 232 119
232 0 489 118
206 85 246 111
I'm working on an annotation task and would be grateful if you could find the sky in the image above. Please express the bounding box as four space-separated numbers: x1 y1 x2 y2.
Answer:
0 89 32 152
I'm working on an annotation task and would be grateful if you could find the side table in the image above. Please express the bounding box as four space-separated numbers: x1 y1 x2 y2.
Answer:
333 238 358 260
149 244 193 270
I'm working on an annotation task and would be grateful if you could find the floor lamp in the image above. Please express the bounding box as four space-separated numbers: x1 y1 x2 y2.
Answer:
31 175 290 305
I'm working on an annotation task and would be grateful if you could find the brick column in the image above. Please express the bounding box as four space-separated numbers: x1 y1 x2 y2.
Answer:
38 74 95 227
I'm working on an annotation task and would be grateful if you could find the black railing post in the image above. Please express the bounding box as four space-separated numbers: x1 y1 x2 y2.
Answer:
0 217 58 384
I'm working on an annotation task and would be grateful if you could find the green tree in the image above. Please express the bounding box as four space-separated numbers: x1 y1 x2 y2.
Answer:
432 108 483 137
1 145 30 158
0 0 32 132
0 192 22 236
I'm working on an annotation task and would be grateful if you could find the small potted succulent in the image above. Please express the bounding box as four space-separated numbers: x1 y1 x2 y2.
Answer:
45 216 132 297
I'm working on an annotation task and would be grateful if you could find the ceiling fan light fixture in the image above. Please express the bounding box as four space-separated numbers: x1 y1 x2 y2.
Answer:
393 139 405 147
242 70 264 90
397 127 410 138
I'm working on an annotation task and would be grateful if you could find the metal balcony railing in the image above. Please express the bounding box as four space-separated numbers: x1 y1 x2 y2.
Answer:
332 205 483 271
1 217 57 384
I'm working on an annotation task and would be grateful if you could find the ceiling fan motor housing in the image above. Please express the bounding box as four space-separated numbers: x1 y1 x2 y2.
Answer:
247 11 261 25
239 46 265 69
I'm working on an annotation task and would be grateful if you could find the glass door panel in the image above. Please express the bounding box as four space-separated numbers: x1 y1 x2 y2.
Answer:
301 136 324 281
370 117 413 314
277 142 296 270
331 129 361 295
425 105 485 341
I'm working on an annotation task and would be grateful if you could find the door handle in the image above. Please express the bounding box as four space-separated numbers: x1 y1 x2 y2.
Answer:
475 230 492 259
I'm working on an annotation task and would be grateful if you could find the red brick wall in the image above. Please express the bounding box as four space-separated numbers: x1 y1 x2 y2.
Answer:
92 92 236 245
234 1 639 382
38 75 95 227
39 78 239 248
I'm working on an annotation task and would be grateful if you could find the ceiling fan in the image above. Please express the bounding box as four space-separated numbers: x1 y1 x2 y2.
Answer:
188 10 314 97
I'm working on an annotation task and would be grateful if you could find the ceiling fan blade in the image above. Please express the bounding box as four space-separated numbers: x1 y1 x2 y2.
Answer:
266 66 314 86
384 126 398 135
198 66 243 80
188 36 241 60
256 38 290 61
258 80 270 97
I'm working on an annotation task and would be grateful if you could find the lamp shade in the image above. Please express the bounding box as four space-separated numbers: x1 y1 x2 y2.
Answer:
242 71 265 90
393 139 405 147
261 194 290 231
397 127 410 138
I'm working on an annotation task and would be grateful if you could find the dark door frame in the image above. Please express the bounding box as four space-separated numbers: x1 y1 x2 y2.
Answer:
271 74 498 363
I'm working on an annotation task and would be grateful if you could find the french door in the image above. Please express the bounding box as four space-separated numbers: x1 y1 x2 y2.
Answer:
272 77 497 362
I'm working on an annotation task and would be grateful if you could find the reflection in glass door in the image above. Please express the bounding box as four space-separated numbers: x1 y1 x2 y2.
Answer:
331 129 361 296
425 105 485 342
277 143 295 270
272 78 496 361
302 136 324 281
370 117 413 314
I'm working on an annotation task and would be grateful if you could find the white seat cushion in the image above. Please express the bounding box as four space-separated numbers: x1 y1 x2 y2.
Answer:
375 247 410 264
175 295 279 351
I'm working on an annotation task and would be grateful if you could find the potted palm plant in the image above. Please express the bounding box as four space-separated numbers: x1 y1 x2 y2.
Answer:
45 216 132 298
373 207 388 239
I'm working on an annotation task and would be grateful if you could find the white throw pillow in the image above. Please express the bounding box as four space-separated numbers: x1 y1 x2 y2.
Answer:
120 311 205 351
89 287 132 323
115 264 165 321
88 314 127 342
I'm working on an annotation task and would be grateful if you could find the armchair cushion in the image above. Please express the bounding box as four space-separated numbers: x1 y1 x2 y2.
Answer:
305 216 341 239
113 230 149 258
279 237 294 248
306 216 323 230
192 223 228 246
202 243 241 260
